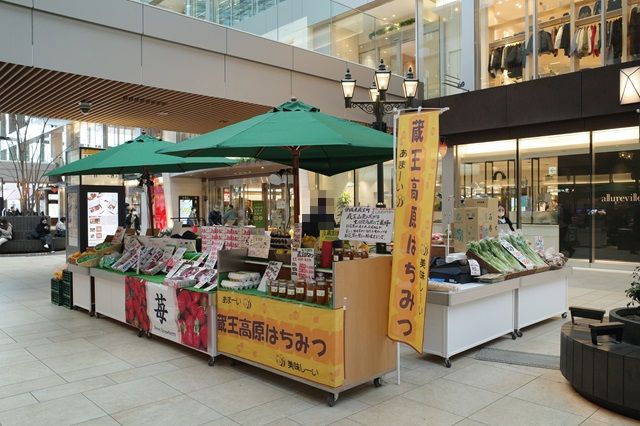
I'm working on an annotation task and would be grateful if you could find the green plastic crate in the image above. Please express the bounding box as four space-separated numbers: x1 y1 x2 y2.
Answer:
63 270 73 284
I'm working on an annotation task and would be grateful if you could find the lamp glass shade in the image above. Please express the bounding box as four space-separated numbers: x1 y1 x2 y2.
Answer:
403 79 419 99
369 84 380 102
341 80 356 99
374 70 391 92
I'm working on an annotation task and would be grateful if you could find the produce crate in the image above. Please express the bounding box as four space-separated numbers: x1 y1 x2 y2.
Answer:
61 294 73 309
51 278 63 306
62 269 73 284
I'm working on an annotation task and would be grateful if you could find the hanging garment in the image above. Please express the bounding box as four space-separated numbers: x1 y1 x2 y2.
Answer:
505 43 525 79
526 30 554 54
588 25 594 55
554 25 564 50
560 23 571 55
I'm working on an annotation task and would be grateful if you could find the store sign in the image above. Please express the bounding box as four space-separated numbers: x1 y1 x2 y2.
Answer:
388 111 439 353
217 291 345 387
601 193 640 204
146 282 180 343
252 200 266 229
338 206 394 243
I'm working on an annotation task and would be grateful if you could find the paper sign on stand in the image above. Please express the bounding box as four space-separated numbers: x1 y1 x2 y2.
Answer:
204 240 225 269
258 261 283 292
248 234 271 259
292 223 302 250
534 236 544 250
339 206 394 243
291 248 314 281
500 239 535 269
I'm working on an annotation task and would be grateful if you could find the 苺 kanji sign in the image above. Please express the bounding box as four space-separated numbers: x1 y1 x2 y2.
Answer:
388 111 439 353
216 290 345 387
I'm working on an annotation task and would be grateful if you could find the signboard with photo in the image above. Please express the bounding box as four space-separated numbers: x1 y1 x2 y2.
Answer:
87 191 119 247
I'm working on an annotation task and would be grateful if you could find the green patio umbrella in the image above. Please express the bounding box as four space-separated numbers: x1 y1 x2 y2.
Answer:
46 134 237 230
159 99 393 222
46 134 236 176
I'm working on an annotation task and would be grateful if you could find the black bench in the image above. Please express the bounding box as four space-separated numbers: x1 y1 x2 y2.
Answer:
0 215 65 254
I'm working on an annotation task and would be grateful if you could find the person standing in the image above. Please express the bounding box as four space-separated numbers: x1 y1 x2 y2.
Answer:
34 217 53 250
125 208 141 235
498 204 515 231
223 204 238 226
0 219 12 248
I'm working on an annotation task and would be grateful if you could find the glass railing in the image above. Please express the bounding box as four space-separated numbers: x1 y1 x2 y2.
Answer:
138 0 413 77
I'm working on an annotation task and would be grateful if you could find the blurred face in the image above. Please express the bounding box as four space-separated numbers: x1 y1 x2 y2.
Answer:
498 206 506 217
41 218 47 224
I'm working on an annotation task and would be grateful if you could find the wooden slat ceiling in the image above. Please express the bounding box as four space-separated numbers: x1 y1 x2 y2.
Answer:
0 62 271 133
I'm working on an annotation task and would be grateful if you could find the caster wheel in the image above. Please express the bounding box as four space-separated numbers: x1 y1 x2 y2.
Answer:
444 359 452 368
373 377 383 388
137 329 144 338
511 331 517 340
208 357 215 367
516 330 523 338
562 312 568 319
146 331 152 339
90 312 94 317
326 395 337 407
95 313 101 319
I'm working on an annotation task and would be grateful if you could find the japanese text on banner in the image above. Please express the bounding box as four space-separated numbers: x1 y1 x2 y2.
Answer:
217 291 344 387
388 111 439 353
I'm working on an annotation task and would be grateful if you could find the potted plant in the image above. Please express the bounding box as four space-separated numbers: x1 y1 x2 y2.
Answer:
609 266 640 345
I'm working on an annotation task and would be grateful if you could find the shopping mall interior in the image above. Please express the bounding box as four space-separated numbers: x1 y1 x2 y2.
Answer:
0 0 639 424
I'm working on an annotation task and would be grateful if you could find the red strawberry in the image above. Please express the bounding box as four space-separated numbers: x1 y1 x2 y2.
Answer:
191 291 200 303
186 315 195 333
195 306 206 325
183 329 194 346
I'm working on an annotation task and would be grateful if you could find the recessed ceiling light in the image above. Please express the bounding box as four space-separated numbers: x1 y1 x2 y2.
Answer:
157 111 169 116
454 6 459 11
392 14 396 17
383 17 387 20
496 11 501 15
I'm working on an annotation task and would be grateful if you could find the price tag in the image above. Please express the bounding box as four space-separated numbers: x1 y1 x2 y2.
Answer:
292 224 302 250
291 248 314 281
258 261 283 293
500 239 535 270
204 241 225 269
534 236 544 250
468 259 481 276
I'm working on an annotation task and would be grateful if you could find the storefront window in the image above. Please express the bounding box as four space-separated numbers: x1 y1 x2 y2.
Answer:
457 140 517 219
536 0 571 78
592 127 640 262
519 132 590 259
480 0 529 89
356 161 393 209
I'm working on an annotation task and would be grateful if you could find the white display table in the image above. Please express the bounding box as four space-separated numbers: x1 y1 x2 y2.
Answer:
515 268 569 336
423 268 569 367
68 264 92 315
92 267 126 323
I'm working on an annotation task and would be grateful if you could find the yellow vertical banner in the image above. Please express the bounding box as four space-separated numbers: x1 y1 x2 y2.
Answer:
388 111 439 353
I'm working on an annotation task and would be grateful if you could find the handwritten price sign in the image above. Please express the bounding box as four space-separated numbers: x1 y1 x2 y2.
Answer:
292 248 315 281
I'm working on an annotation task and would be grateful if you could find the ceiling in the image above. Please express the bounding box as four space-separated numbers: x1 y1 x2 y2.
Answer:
0 62 271 134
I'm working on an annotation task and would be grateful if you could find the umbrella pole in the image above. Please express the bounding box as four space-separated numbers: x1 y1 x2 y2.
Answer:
146 184 154 235
292 148 300 224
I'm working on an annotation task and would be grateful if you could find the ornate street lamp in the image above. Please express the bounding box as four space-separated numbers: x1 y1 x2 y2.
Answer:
340 61 420 205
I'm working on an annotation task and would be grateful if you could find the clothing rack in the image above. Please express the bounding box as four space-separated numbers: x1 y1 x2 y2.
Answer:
575 9 622 27
489 34 525 49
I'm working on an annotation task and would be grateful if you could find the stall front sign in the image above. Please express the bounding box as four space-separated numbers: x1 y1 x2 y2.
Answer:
217 291 344 387
338 206 394 243
124 276 210 352
388 111 439 353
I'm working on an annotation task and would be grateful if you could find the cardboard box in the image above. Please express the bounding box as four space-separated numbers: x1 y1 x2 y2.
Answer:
464 198 499 220
452 207 498 252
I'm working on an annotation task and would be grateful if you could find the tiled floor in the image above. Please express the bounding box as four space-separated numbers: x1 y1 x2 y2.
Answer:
0 254 638 426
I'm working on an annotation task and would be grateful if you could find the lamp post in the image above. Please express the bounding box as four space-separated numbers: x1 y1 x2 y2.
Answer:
341 60 419 253
341 60 419 207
